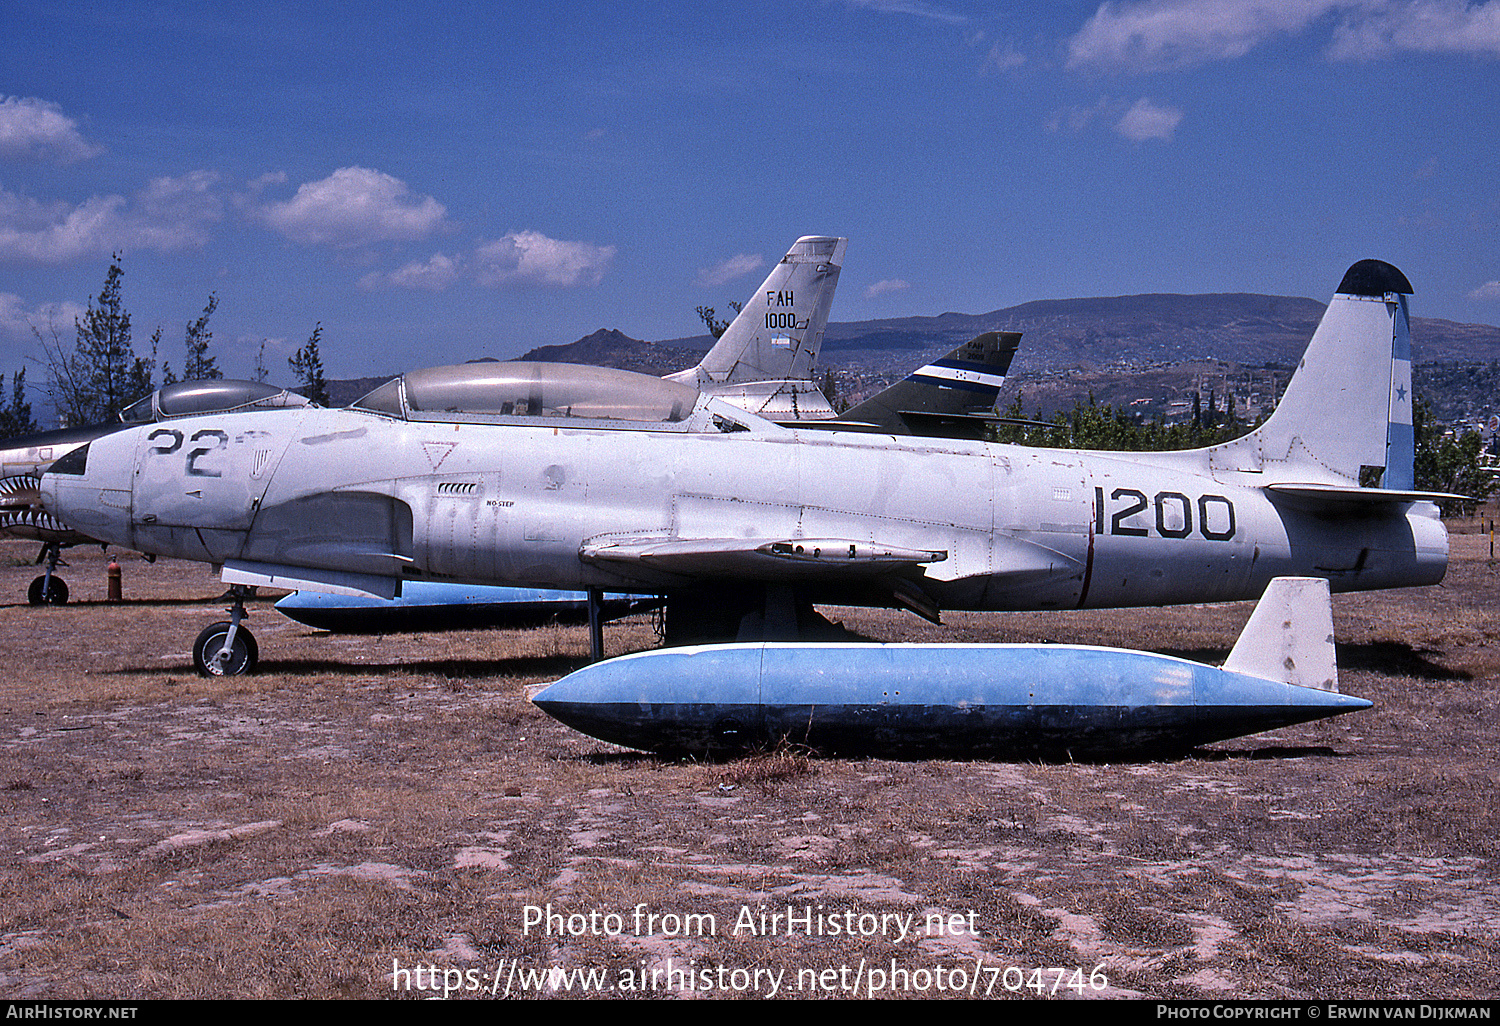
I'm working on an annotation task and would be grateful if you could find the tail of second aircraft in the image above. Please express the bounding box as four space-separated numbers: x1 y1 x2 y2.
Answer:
1211 259 1417 491
667 236 847 389
832 331 1021 436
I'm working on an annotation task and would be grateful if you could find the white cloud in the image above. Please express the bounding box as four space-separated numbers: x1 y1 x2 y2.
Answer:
1328 0 1500 59
864 278 911 299
132 171 223 249
473 230 615 288
255 167 446 248
0 192 126 262
362 252 463 291
1116 97 1184 141
1067 1 1500 72
246 170 288 192
0 172 222 263
1044 94 1182 139
1470 280 1500 300
1045 96 1114 134
843 0 968 24
0 96 103 163
0 292 86 347
367 232 616 291
1068 1 1331 72
696 253 765 289
983 41 1028 72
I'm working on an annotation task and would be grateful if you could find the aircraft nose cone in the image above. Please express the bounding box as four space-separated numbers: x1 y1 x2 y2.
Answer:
533 646 765 754
40 433 137 549
38 443 89 518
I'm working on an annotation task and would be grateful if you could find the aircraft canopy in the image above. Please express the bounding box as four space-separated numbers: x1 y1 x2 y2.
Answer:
352 362 701 425
119 379 312 423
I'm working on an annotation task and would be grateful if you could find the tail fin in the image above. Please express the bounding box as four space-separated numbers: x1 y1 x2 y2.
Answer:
1222 576 1339 692
668 236 847 388
828 331 1022 436
1214 259 1414 488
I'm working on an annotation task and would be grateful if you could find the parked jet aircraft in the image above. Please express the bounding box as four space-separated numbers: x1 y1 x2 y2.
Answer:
2 422 112 604
42 259 1453 676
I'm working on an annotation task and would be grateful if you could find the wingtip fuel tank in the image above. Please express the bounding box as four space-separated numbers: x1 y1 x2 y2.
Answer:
532 578 1370 760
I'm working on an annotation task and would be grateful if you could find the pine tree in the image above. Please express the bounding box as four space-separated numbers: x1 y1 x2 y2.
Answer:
54 256 137 425
0 369 39 438
182 294 220 380
289 322 329 406
252 340 270 383
695 301 742 340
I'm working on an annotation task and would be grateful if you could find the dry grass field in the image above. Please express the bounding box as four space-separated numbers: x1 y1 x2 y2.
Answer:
0 528 1496 1000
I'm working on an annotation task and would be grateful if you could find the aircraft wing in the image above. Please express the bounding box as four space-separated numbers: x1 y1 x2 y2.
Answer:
580 536 947 579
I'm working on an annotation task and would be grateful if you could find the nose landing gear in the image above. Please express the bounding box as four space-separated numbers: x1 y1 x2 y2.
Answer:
27 542 69 606
193 584 259 676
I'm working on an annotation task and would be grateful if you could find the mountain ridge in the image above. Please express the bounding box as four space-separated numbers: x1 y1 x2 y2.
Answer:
328 292 1500 423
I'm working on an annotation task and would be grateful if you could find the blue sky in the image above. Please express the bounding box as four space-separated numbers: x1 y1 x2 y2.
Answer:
3 1 1499 384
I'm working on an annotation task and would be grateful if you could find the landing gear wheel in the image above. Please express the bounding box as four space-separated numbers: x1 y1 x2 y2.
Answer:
193 621 259 676
28 575 68 606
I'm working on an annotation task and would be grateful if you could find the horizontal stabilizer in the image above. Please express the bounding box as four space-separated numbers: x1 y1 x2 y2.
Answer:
1264 482 1469 507
1223 576 1338 692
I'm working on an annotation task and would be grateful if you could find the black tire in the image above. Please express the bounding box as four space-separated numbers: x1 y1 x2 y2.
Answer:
27 575 68 606
193 621 259 676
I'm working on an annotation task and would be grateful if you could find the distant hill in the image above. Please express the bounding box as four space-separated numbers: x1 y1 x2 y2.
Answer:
323 330 699 407
516 328 699 377
326 374 394 409
646 292 1500 422
328 292 1500 424
658 293 1500 371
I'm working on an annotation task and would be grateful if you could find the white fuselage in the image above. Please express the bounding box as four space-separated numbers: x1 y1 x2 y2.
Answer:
41 400 1447 613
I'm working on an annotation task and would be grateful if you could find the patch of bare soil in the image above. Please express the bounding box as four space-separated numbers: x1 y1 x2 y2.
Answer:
0 532 1497 1000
